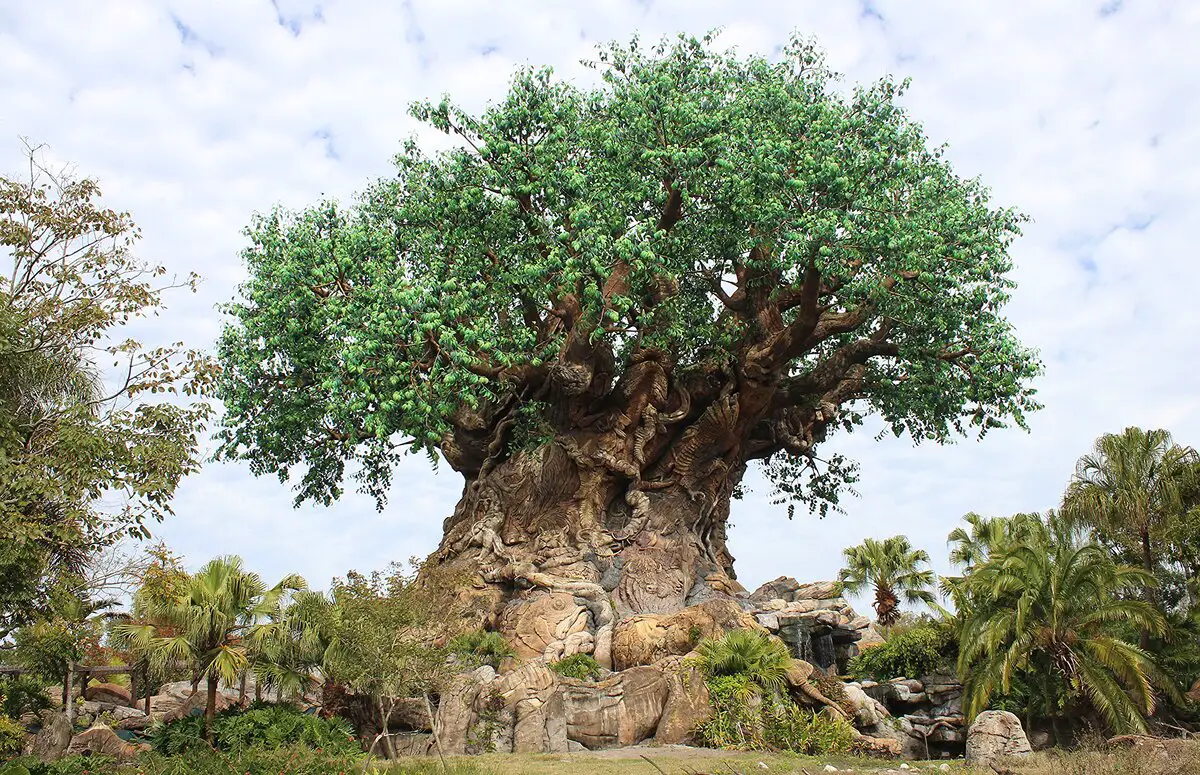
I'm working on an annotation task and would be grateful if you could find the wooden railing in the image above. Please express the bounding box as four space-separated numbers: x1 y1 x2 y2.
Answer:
0 662 152 718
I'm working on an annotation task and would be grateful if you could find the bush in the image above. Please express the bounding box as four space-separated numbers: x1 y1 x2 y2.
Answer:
695 674 858 755
848 622 956 681
550 653 603 681
691 630 792 694
0 715 26 758
761 702 858 755
148 702 358 756
695 674 761 749
1 676 51 718
448 629 515 669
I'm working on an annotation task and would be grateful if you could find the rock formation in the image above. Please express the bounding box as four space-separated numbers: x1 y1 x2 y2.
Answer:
965 710 1032 764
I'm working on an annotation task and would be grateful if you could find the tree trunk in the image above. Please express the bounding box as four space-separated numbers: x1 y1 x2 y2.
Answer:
1140 527 1155 650
204 674 218 742
427 424 747 667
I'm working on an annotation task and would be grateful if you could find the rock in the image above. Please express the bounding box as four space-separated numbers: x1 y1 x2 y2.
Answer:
823 765 838 772
750 576 801 602
66 724 144 761
84 683 132 707
567 739 586 752
434 666 496 755
560 665 669 749
756 613 780 630
611 598 763 670
1027 729 1054 751
31 712 72 763
80 701 147 722
858 624 886 648
494 661 566 754
385 732 433 757
499 590 590 661
161 688 236 723
387 697 433 732
965 710 1032 764
1188 678 1200 703
655 662 711 745
792 581 841 601
842 683 888 728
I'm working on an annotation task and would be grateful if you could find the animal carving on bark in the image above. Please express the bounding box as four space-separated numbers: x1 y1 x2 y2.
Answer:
216 35 1041 657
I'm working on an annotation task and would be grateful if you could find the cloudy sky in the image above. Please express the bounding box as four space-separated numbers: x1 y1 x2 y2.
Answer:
3 1 1198 609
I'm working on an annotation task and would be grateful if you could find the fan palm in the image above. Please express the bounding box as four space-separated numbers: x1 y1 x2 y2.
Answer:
1062 427 1198 645
941 512 1040 601
692 629 793 695
115 556 305 738
837 536 935 626
956 512 1173 733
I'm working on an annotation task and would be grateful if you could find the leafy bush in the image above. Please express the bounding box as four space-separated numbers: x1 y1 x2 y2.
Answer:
449 629 515 669
148 702 358 755
0 714 26 758
691 629 792 694
695 674 857 755
1 676 51 718
761 702 858 755
848 622 956 681
550 653 603 681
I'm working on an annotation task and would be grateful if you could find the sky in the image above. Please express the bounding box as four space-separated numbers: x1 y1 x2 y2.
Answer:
2 1 1198 612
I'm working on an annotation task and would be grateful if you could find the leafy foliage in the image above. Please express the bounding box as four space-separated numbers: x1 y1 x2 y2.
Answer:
0 145 214 637
449 630 516 669
215 33 1040 513
955 511 1173 733
695 673 857 754
148 703 357 755
549 653 603 681
847 622 956 681
0 714 25 758
691 629 793 695
837 535 935 626
0 675 51 718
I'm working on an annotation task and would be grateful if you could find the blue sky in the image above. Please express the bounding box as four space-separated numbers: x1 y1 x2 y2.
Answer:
2 1 1198 608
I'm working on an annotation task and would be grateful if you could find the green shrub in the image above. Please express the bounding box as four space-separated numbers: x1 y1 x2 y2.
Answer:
1 676 51 719
848 622 956 681
148 702 358 756
691 630 793 694
0 714 26 758
761 702 858 755
449 629 516 669
549 653 603 681
695 674 761 749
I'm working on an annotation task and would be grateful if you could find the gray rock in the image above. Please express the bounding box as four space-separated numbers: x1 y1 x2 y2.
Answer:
31 712 72 763
965 710 1032 764
755 612 780 631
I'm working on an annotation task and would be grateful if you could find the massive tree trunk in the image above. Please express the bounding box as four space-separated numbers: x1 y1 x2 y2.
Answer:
426 367 765 667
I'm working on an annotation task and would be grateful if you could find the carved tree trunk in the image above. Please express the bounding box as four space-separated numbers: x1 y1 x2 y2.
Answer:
428 402 751 669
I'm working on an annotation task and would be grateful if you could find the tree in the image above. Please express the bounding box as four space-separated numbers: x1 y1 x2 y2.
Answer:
215 34 1040 654
1062 427 1199 644
941 511 1040 601
956 512 1173 735
319 565 457 761
115 556 305 739
837 535 935 626
0 144 214 638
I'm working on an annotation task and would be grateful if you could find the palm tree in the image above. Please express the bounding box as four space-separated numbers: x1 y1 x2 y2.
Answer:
692 629 793 695
116 556 305 738
956 512 1173 734
1062 427 1199 643
942 512 1040 602
837 536 936 626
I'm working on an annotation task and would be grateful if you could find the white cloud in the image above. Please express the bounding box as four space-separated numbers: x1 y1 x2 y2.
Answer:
2 1 1198 614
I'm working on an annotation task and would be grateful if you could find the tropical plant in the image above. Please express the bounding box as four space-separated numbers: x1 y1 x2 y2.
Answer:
214 33 1040 638
956 512 1174 733
115 556 305 739
0 714 25 758
148 702 358 756
1062 427 1199 640
0 145 214 639
837 535 936 626
691 629 793 696
0 675 51 718
847 621 956 681
549 653 603 681
449 630 515 669
941 511 1040 601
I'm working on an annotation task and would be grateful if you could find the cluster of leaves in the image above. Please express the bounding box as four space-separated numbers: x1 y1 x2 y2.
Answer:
449 630 515 669
148 702 358 756
691 629 792 694
760 700 858 755
0 675 52 718
695 673 856 754
1 145 214 638
549 653 603 681
0 714 25 758
847 622 956 681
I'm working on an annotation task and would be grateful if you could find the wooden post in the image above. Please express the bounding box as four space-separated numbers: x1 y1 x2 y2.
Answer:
143 662 152 715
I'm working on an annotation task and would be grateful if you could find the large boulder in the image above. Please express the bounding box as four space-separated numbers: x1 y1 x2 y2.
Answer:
560 665 669 749
655 660 711 744
161 688 236 723
30 711 72 763
611 598 763 670
434 666 496 755
84 683 133 707
965 710 1032 764
66 724 145 761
